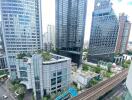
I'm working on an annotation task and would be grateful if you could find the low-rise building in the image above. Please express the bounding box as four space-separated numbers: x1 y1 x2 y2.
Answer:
16 53 71 100
114 54 132 64
72 70 100 89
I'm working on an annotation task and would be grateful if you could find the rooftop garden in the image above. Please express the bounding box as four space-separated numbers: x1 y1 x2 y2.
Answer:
41 51 52 61
82 64 89 71
82 62 114 78
17 53 32 59
17 50 52 61
122 60 131 68
82 64 102 74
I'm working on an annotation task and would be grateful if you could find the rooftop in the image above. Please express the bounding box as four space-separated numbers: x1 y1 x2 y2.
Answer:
79 71 99 79
16 51 71 64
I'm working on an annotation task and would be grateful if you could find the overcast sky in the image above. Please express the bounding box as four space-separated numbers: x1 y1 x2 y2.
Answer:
42 0 132 42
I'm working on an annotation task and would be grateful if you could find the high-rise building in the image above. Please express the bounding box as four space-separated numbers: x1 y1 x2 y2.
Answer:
55 0 87 67
0 0 42 79
47 25 55 49
42 25 55 51
88 0 119 63
0 21 7 70
115 13 131 54
16 53 71 100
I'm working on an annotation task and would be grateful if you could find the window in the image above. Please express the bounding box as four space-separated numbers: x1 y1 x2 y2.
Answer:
51 87 56 90
51 78 56 85
53 73 56 76
57 85 61 88
20 71 27 77
57 76 62 83
35 81 40 89
57 71 62 75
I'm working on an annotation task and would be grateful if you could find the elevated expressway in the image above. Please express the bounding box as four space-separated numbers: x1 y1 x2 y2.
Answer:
72 69 128 100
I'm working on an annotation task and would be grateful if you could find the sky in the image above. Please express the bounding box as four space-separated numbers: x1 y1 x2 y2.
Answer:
42 0 132 42
0 0 132 42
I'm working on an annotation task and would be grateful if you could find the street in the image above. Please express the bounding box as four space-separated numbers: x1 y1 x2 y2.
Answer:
0 80 16 100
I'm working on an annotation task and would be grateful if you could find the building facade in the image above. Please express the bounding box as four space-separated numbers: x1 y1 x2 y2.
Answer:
42 25 55 51
88 0 119 63
0 21 7 70
55 0 87 67
115 13 131 54
0 0 42 79
16 53 71 100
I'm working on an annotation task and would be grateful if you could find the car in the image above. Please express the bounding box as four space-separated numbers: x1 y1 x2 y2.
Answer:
2 95 8 99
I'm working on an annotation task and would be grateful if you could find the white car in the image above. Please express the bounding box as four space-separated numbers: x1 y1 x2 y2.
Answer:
2 95 8 99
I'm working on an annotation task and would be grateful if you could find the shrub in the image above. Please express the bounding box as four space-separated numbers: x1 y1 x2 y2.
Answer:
17 53 26 59
94 67 101 73
82 64 89 71
42 52 52 61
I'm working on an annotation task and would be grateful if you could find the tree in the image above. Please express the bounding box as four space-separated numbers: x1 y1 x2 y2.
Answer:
82 64 89 71
42 52 52 61
104 71 112 78
17 53 26 59
16 85 26 100
125 60 131 65
94 67 101 73
122 60 131 68
89 79 98 87
107 63 112 72
16 85 26 95
0 70 5 76
122 63 129 68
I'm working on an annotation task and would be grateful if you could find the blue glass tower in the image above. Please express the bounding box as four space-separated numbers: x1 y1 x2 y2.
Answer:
88 0 119 63
56 0 87 67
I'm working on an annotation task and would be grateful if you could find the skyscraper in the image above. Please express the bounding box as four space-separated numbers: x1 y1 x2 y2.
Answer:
42 25 55 51
55 0 87 67
115 13 131 54
0 0 42 79
0 21 7 70
88 0 119 63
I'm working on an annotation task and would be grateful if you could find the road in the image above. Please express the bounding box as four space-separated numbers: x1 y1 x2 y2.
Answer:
24 89 32 100
0 80 16 100
72 69 128 100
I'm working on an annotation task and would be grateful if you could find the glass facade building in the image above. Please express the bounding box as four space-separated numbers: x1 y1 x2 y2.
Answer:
0 21 7 70
55 0 87 67
88 0 119 63
0 0 42 79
